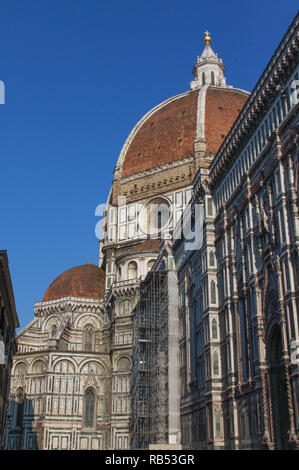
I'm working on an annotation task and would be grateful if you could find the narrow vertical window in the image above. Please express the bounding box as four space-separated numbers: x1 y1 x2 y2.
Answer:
265 118 270 139
84 388 95 428
275 171 281 195
212 319 218 339
254 135 258 158
16 388 24 427
284 259 291 291
207 198 213 216
272 107 278 128
207 407 213 439
279 209 286 244
257 129 262 151
211 71 215 85
83 325 95 352
215 412 221 438
128 261 137 280
213 351 219 375
211 280 216 304
281 94 287 118
276 101 282 123
261 124 266 146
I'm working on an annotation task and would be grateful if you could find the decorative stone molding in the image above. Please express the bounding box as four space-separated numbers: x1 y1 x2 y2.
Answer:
213 403 223 415
120 155 194 184
106 279 140 303
210 17 299 186
34 296 105 317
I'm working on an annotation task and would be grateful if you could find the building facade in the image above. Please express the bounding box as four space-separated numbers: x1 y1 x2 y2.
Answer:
130 16 299 450
174 16 299 450
5 15 299 450
4 263 133 450
0 250 19 448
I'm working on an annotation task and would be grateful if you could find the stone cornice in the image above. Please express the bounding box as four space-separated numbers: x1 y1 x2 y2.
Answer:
34 296 105 317
106 278 140 303
121 174 193 204
119 155 194 184
209 14 299 187
213 109 299 227
115 250 159 265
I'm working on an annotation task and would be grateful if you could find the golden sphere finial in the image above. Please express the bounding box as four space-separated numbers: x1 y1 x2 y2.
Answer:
204 30 211 45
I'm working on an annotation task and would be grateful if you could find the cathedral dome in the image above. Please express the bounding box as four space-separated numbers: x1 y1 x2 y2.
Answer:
118 86 248 178
43 263 105 301
117 34 249 179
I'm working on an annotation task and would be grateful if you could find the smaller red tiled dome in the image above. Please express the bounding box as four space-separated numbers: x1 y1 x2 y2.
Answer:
43 263 105 301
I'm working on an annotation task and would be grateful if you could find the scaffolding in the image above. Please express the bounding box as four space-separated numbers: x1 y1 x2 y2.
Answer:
130 271 169 449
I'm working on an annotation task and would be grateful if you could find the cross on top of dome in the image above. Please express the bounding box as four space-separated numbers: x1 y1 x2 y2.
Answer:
204 31 211 45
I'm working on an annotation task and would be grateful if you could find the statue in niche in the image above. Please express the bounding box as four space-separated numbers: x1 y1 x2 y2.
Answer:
259 195 270 234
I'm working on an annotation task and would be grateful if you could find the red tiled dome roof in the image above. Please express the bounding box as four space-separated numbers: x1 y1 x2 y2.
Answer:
121 91 199 177
120 87 248 178
43 263 105 301
205 87 248 154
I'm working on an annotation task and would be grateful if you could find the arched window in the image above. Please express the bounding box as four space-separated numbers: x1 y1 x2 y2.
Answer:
117 357 130 371
147 259 155 272
84 388 95 428
117 266 122 281
209 251 215 267
211 71 215 85
128 261 137 280
202 72 206 85
16 387 24 427
15 363 26 376
83 325 95 352
143 197 171 235
32 360 45 373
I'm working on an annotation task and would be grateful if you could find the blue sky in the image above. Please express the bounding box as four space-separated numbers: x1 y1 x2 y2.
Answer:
0 1 297 329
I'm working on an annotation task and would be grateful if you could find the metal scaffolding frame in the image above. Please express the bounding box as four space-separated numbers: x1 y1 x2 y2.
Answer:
130 271 169 449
